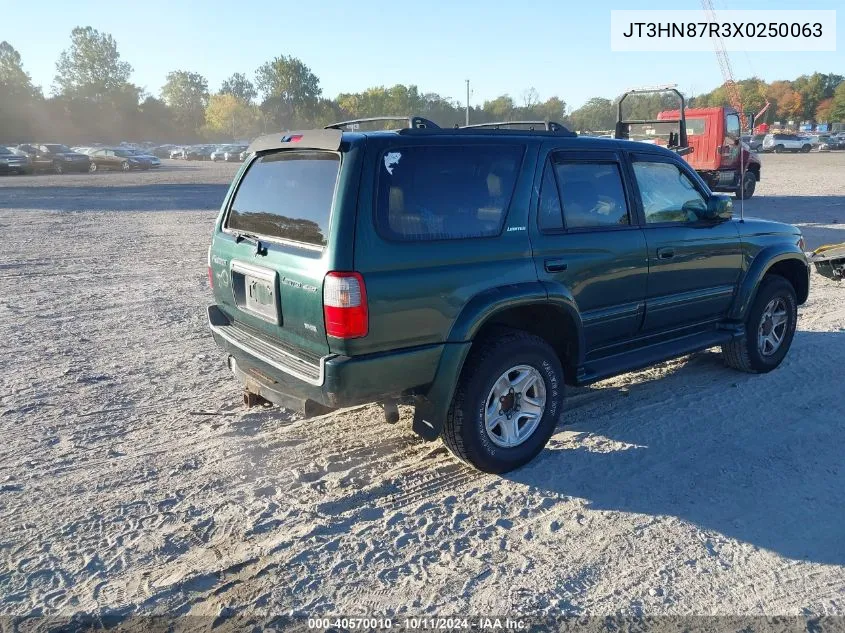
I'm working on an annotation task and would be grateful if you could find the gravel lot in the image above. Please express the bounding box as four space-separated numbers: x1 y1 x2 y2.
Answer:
1 154 844 629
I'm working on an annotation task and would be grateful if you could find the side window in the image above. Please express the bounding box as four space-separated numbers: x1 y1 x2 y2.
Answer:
537 162 563 231
375 144 524 241
554 161 630 228
725 113 741 139
632 160 707 224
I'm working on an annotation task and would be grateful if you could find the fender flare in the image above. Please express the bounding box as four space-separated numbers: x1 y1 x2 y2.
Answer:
729 245 808 321
412 282 584 440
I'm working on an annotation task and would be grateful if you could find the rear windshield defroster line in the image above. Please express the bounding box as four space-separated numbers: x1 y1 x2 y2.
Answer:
226 150 340 247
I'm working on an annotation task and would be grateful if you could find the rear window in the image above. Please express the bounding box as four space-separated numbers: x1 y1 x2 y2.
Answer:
226 151 339 247
376 145 523 241
686 118 707 135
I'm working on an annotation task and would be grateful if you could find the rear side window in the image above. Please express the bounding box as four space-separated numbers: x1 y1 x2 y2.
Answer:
376 145 523 241
226 151 339 247
686 118 707 135
554 162 630 228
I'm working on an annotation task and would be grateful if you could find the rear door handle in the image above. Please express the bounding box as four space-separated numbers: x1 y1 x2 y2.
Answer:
544 258 568 272
657 248 675 260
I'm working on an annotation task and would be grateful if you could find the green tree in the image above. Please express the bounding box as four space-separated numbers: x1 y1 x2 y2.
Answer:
255 55 321 128
569 97 615 132
219 72 256 103
204 93 261 139
830 82 845 122
483 95 516 121
161 70 209 136
54 27 133 101
0 41 41 140
1 41 36 96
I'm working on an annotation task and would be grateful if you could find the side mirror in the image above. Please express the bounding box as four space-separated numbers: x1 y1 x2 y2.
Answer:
701 195 733 222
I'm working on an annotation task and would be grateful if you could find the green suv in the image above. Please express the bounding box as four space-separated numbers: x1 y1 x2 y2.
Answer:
207 116 810 473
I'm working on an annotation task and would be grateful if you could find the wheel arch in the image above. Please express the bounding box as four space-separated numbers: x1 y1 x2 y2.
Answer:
412 283 585 441
730 248 809 321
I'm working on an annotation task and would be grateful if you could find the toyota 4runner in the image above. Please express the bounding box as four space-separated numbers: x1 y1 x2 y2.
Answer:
207 116 810 473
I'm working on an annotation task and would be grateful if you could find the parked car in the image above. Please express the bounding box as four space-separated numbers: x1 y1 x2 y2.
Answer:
210 145 233 161
186 145 215 160
224 145 248 162
0 145 32 174
123 148 161 167
658 106 761 199
15 143 92 174
761 133 813 153
87 147 155 172
741 134 765 151
151 145 177 159
238 149 251 162
170 146 188 160
807 134 843 151
206 118 810 473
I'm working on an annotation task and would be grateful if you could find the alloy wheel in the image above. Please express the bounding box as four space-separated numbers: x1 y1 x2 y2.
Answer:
484 365 547 448
757 297 789 356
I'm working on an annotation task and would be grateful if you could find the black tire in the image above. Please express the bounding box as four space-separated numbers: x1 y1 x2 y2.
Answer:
773 145 784 153
88 162 97 173
735 169 756 200
442 329 565 473
121 161 130 172
723 275 797 373
801 144 812 153
53 161 64 174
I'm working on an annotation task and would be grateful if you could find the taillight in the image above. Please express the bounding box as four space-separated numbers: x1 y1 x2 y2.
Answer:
207 246 214 289
323 272 368 339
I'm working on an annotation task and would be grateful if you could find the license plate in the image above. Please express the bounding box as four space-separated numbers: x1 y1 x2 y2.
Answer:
231 261 279 324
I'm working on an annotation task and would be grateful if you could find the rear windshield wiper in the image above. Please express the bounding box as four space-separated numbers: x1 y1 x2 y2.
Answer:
231 229 268 255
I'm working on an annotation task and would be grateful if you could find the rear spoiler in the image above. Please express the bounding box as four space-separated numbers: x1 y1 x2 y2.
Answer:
247 129 343 154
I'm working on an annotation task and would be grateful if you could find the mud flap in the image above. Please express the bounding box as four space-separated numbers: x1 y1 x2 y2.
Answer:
411 342 473 441
412 397 442 441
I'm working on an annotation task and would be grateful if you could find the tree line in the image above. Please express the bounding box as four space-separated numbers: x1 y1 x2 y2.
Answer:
2 27 844 144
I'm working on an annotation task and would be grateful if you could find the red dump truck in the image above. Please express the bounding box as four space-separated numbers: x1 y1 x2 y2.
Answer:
658 106 761 200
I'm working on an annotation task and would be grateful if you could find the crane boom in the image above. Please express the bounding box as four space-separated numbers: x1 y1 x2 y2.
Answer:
700 0 748 129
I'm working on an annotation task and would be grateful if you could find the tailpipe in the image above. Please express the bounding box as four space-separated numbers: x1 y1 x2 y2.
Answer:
382 398 400 424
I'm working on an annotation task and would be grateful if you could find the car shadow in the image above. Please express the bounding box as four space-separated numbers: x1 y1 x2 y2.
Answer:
506 330 845 566
0 184 230 212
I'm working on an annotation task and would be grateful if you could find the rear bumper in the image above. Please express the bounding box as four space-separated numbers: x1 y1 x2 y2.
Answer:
207 304 445 413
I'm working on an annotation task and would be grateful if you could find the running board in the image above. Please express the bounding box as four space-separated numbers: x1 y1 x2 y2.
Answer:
576 330 738 386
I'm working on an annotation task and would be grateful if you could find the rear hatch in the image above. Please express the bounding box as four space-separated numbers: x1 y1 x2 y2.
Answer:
209 130 360 365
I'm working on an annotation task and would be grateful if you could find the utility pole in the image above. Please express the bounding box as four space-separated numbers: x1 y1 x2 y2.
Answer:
465 79 470 126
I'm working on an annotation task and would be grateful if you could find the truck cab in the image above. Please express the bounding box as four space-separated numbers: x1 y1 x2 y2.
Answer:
658 106 761 200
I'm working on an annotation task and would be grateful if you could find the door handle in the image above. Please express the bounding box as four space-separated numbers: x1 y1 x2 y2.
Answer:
544 258 568 272
657 248 675 260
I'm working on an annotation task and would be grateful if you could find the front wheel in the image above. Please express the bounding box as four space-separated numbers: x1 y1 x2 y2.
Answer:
53 161 64 174
723 275 797 373
88 162 97 173
802 144 812 153
735 170 756 200
442 330 564 473
121 161 130 172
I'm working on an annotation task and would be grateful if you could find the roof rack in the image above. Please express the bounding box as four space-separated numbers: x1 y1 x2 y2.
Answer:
324 116 439 130
459 120 571 133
